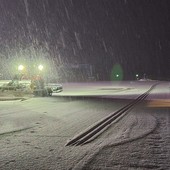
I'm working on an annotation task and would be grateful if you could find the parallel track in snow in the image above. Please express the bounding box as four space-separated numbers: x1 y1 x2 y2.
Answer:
66 84 157 146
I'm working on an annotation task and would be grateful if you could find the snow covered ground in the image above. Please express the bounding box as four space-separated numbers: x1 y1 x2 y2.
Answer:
0 81 170 169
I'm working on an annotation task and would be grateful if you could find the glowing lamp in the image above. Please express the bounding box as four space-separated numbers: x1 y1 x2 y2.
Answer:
38 64 44 71
18 65 24 71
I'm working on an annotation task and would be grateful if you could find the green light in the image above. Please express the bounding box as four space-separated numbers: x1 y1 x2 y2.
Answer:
110 64 123 81
136 74 139 77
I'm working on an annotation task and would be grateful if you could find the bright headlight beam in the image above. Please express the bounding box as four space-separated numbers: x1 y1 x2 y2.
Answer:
18 65 24 71
38 64 44 71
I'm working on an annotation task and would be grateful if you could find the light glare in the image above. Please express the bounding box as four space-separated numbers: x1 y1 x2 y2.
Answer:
18 65 24 71
38 65 44 71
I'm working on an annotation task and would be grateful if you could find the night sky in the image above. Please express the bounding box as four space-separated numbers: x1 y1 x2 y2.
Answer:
0 0 170 80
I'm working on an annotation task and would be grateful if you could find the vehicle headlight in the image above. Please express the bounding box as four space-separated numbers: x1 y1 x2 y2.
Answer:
38 64 44 71
18 65 24 71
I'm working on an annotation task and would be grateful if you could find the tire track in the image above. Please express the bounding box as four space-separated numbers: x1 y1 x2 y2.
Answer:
66 84 157 146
